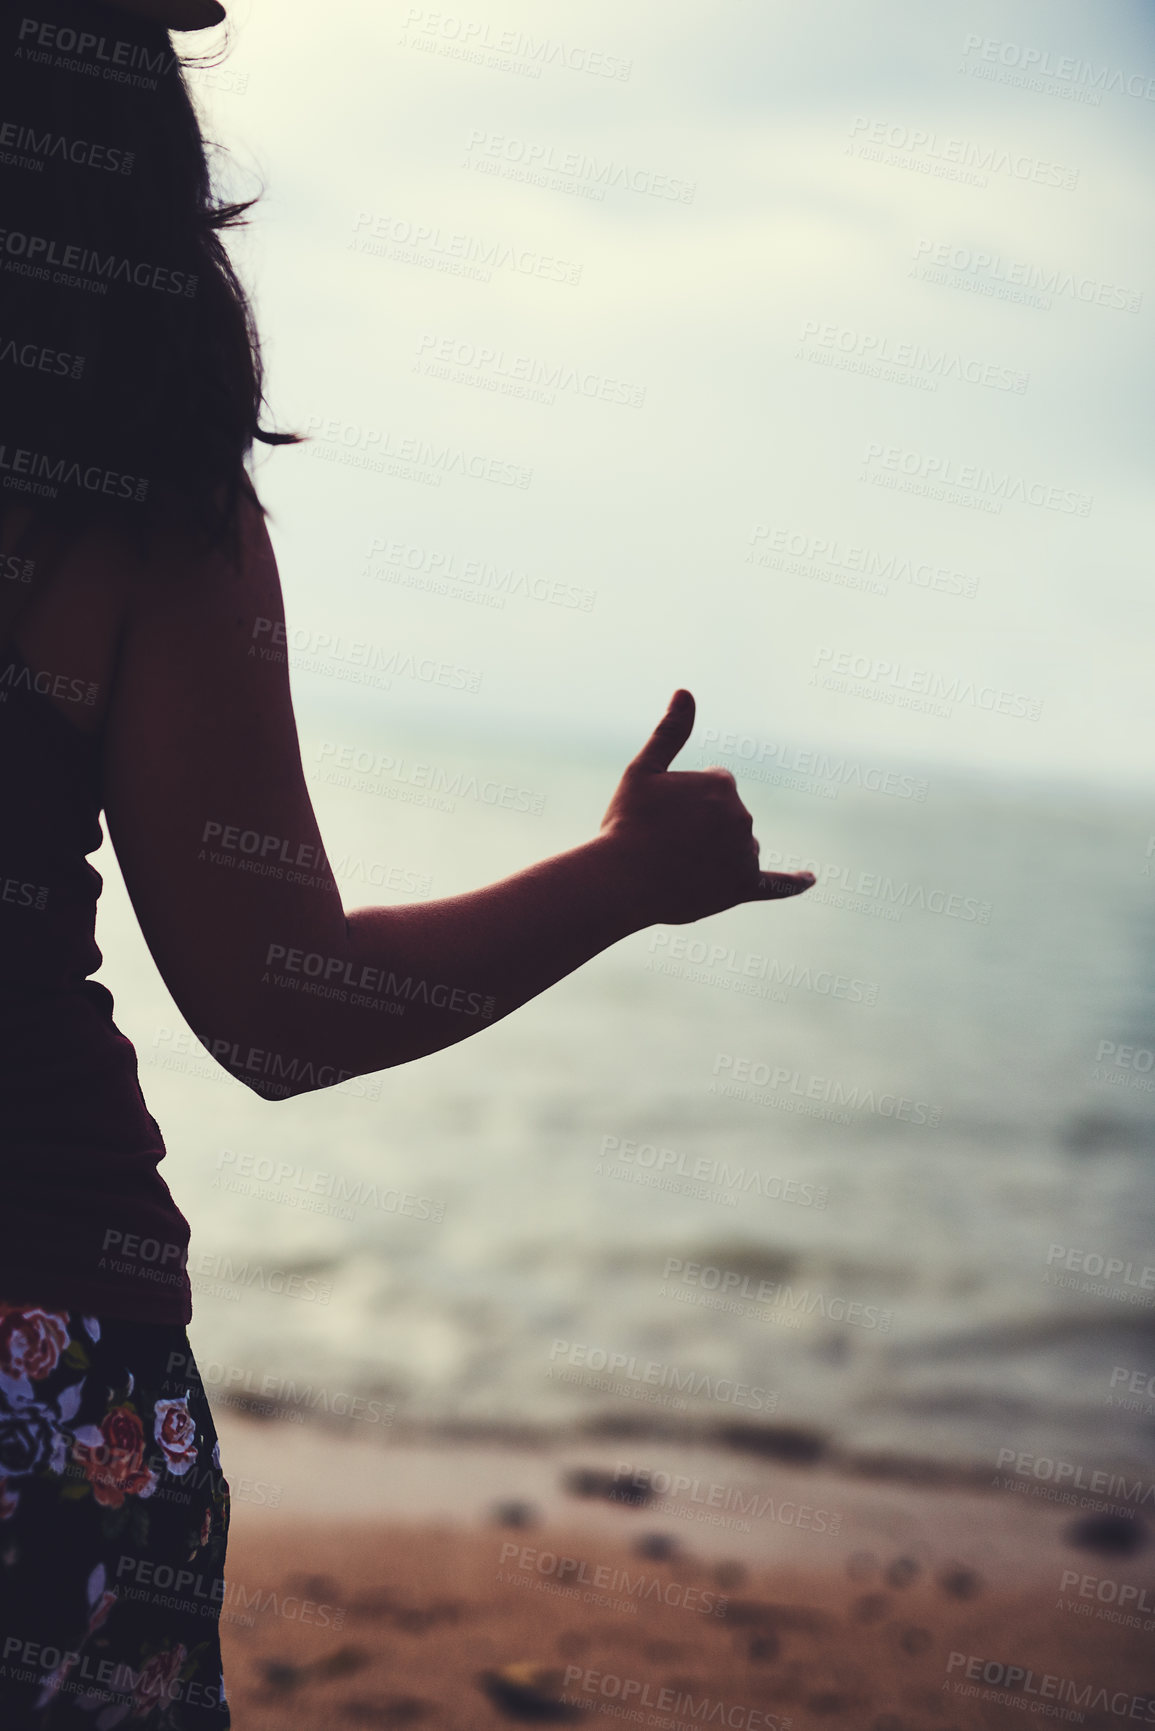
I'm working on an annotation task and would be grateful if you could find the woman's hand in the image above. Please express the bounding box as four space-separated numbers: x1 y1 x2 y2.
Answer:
599 689 815 927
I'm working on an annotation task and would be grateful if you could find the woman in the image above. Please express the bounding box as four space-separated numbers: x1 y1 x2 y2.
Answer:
0 0 814 1720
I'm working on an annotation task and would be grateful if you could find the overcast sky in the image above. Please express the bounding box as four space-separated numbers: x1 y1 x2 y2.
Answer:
185 0 1155 792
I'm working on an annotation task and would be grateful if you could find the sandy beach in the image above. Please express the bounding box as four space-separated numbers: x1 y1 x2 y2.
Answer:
213 1410 1154 1729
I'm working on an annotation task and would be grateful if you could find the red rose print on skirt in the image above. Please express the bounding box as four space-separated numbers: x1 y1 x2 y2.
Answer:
131 1642 188 1719
0 1307 69 1382
153 1396 198 1476
71 1405 158 1508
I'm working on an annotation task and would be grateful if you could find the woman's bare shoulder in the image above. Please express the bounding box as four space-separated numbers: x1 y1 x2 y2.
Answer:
3 482 271 733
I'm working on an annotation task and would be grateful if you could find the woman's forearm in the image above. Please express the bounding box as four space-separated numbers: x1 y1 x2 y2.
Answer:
214 692 813 1099
345 831 650 1060
249 831 652 1092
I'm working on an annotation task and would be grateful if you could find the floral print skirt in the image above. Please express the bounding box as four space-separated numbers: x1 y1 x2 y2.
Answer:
0 1305 230 1727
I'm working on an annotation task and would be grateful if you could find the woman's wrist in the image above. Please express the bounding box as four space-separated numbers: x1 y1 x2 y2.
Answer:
583 825 659 939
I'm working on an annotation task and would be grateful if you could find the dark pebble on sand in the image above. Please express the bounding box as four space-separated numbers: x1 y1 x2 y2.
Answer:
311 1648 372 1681
493 1500 538 1528
938 1565 982 1600
476 1664 581 1722
634 1532 679 1560
728 1599 831 1632
714 1423 826 1463
259 1660 302 1694
897 1626 932 1656
1064 1513 1148 1556
258 1646 370 1696
562 1466 654 1506
883 1557 919 1588
748 1633 780 1663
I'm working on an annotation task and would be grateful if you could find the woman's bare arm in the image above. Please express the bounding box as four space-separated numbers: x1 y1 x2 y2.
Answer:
101 486 812 1098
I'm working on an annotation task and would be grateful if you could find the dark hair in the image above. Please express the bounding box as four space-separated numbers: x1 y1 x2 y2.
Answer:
0 0 297 557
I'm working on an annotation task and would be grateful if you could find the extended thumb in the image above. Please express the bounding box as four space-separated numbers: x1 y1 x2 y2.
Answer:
627 689 695 774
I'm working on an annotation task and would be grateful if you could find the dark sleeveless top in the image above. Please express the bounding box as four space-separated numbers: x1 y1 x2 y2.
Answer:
0 642 192 1323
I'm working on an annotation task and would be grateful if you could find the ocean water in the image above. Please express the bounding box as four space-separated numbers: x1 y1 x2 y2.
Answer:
97 714 1155 1483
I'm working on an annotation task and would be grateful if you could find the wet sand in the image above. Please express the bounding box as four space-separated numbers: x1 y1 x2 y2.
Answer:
215 1412 1154 1729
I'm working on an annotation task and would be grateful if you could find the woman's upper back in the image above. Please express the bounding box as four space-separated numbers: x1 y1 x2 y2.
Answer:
0 504 193 1321
0 479 346 1320
1 504 129 737
0 507 127 993
0 486 354 1078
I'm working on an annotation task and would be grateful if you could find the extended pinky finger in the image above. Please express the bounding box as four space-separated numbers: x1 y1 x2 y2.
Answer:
757 870 816 899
